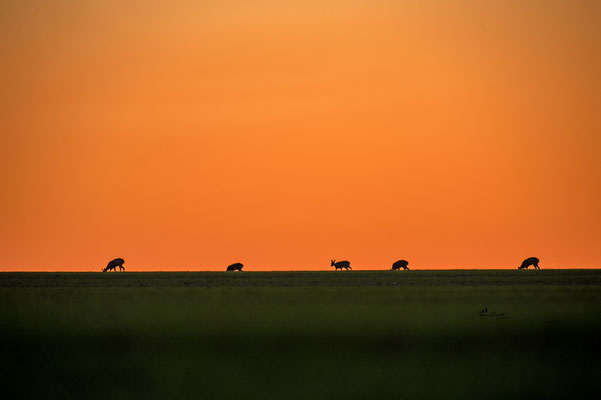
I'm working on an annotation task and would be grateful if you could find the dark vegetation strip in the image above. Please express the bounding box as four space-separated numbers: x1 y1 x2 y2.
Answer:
4 319 601 354
1 270 601 288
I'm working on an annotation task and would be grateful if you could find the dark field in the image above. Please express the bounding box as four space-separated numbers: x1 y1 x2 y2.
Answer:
2 270 601 399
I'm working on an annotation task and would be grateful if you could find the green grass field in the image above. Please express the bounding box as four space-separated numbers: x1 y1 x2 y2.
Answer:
1 270 600 399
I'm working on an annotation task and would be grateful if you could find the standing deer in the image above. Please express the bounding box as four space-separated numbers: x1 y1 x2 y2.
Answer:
331 259 351 271
392 260 409 270
103 258 125 272
518 257 540 269
227 262 244 271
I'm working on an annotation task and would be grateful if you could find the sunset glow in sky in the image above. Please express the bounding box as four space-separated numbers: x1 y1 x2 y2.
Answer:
1 0 600 270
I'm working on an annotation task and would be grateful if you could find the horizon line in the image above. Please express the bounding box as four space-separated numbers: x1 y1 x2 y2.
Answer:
1 267 600 273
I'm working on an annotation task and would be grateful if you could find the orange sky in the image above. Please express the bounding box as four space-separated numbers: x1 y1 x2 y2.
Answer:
1 0 600 271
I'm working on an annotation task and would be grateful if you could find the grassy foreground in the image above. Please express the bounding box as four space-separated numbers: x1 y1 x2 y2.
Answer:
1 270 600 399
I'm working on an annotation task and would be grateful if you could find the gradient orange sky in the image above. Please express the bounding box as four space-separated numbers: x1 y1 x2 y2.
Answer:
1 0 600 270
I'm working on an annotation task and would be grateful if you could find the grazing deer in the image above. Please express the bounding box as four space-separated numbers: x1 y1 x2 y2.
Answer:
227 262 244 271
518 257 540 270
103 258 125 272
392 260 409 270
331 259 351 271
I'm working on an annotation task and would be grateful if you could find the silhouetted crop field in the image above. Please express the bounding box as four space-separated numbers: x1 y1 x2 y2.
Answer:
1 270 600 399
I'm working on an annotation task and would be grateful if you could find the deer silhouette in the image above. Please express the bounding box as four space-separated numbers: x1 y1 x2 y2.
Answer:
518 257 540 269
227 262 244 271
331 259 351 271
392 260 409 270
103 258 125 272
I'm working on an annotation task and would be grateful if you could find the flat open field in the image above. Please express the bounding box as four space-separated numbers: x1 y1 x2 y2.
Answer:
2 270 601 399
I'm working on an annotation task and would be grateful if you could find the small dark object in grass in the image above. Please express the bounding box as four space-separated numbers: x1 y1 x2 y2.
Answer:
479 308 508 319
392 260 410 270
331 259 351 271
103 258 125 272
227 263 243 271
518 257 540 270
